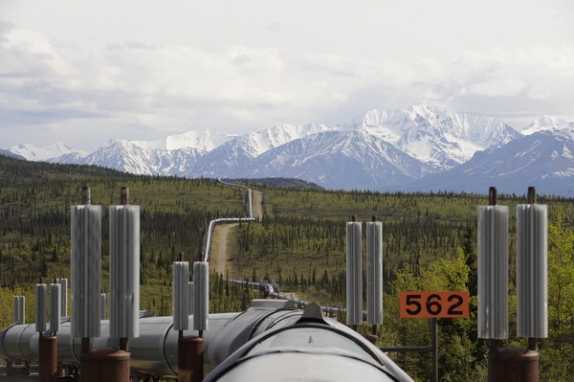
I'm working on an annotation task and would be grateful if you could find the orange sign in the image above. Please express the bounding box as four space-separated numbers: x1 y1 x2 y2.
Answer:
399 291 469 318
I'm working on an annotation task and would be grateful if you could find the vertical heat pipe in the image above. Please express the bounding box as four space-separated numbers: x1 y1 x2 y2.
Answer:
346 217 363 327
35 282 47 333
477 191 508 339
109 189 140 342
71 203 102 339
516 188 548 340
50 281 61 333
173 258 190 331
193 261 209 335
366 218 383 329
13 296 25 325
60 278 68 317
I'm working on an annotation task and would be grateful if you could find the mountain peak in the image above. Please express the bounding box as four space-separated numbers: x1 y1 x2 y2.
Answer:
522 115 574 135
7 106 574 196
350 105 519 169
9 142 77 161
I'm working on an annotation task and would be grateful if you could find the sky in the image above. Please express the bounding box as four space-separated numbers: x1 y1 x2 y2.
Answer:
1 0 573 150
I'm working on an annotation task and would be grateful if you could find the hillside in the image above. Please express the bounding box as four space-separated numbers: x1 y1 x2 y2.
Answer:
3 156 574 380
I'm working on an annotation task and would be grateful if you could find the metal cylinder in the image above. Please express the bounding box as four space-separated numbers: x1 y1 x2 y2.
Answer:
50 283 61 333
178 336 193 382
192 262 209 332
190 337 204 382
173 262 190 331
346 220 363 326
36 284 47 333
366 220 383 326
109 204 140 339
80 348 131 382
477 204 509 339
71 205 102 338
60 278 68 318
39 335 58 382
488 347 539 382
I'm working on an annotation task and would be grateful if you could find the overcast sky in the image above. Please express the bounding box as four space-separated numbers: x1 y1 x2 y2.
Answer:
1 0 573 150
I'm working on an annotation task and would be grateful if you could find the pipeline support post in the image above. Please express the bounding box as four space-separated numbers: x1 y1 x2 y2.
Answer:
178 334 194 382
488 348 539 382
39 334 58 382
487 186 543 382
80 348 131 382
177 333 204 382
190 336 205 382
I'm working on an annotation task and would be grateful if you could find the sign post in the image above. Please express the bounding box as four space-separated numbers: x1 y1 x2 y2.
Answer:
399 291 470 382
400 291 469 319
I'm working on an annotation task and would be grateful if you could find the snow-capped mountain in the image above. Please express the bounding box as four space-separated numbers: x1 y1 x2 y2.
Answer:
50 140 205 176
521 116 574 136
5 106 574 196
9 142 82 161
129 130 235 151
394 128 574 196
190 123 335 177
0 148 25 160
349 106 520 170
247 128 434 189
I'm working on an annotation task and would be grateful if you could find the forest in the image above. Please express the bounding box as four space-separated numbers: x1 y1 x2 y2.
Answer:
1 154 574 381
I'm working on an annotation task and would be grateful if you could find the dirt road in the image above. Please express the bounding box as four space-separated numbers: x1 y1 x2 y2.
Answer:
252 190 263 220
212 189 263 275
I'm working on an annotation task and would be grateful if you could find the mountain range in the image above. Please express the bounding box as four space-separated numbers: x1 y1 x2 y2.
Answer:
6 106 574 196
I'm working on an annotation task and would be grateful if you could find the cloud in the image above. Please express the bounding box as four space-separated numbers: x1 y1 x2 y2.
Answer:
466 78 527 97
1 23 574 149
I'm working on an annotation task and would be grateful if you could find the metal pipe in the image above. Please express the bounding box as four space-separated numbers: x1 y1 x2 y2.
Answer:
489 186 497 206
39 334 58 382
120 187 129 205
432 318 438 382
82 186 91 205
190 337 204 382
488 347 539 382
487 187 499 358
1 303 414 381
81 348 130 382
527 186 538 351
178 335 192 382
527 186 536 205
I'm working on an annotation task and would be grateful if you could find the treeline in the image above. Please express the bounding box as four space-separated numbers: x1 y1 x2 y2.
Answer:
0 155 248 317
3 155 574 380
224 184 574 380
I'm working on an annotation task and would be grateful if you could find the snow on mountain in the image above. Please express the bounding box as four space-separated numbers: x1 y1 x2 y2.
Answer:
226 122 335 159
189 122 335 176
50 140 157 174
521 116 574 136
0 149 25 160
9 142 82 161
50 140 205 176
349 105 521 170
247 129 433 189
130 130 235 151
8 106 574 196
395 129 574 196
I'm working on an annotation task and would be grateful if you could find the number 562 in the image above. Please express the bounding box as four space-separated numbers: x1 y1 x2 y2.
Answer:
399 291 469 319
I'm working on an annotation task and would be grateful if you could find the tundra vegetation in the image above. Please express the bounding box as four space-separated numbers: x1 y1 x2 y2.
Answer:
1 155 574 381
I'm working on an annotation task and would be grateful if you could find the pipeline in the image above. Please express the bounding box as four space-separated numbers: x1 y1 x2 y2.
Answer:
203 179 257 262
0 301 413 381
0 300 411 381
229 278 367 318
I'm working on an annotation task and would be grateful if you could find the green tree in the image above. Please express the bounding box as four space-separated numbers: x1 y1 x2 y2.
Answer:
541 208 574 381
